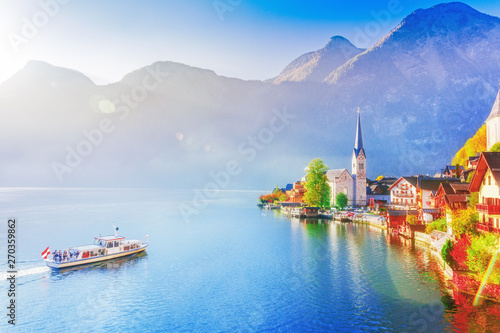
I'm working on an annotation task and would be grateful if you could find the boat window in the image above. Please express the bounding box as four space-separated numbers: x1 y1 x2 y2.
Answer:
107 242 113 248
114 241 119 247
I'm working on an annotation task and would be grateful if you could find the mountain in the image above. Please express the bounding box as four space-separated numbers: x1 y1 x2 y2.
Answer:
1 2 500 189
273 36 364 84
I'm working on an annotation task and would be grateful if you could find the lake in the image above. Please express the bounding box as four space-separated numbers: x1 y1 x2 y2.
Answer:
1 188 499 332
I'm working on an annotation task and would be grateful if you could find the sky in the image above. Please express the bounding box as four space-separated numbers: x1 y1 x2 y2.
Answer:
0 0 499 85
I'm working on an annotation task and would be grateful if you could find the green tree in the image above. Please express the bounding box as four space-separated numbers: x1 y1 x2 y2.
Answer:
441 239 455 267
491 142 500 152
426 218 447 234
451 208 478 236
303 158 331 207
467 233 500 284
335 192 348 210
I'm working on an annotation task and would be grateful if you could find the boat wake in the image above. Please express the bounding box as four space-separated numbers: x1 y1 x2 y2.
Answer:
0 265 50 280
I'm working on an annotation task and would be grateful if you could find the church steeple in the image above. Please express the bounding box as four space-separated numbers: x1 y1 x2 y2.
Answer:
352 108 367 206
353 107 365 158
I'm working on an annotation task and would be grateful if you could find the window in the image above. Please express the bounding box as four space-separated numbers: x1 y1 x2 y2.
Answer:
489 176 491 185
411 199 413 204
359 163 364 170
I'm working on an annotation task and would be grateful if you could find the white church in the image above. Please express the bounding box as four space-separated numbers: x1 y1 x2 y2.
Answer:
326 109 367 207
486 85 500 150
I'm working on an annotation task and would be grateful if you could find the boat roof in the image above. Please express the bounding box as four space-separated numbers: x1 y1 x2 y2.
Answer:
69 244 104 251
94 235 125 241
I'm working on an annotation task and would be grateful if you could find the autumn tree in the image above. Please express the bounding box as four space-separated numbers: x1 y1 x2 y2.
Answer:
406 214 419 225
303 158 331 207
452 124 486 167
451 207 478 236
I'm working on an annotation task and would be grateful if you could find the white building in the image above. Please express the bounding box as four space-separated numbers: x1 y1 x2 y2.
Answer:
326 109 367 207
486 85 500 150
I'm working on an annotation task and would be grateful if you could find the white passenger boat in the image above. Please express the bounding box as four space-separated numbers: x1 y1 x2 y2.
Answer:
44 228 148 269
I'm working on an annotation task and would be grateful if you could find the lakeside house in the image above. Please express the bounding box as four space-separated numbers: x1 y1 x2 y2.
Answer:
386 176 462 228
286 181 307 203
438 165 465 178
433 182 470 234
469 152 500 233
388 176 419 210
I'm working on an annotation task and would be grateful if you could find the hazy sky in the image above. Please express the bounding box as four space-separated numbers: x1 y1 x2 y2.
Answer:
0 0 499 84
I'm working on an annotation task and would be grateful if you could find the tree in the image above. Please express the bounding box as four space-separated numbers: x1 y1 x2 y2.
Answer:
441 239 455 267
303 158 331 207
491 142 500 152
406 214 419 225
450 234 471 271
452 124 486 167
451 208 478 236
467 233 500 284
426 218 447 233
335 192 348 210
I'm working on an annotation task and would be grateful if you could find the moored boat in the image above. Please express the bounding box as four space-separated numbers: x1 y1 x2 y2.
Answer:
43 227 148 269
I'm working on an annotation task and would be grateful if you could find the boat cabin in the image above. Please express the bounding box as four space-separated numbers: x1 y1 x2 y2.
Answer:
93 235 142 255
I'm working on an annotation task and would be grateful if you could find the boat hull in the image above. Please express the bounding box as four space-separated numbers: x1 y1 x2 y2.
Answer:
45 244 148 269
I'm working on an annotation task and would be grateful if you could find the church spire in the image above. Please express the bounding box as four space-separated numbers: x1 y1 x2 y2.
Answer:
354 107 365 158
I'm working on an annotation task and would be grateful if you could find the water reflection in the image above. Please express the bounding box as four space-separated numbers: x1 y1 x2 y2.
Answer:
50 251 148 277
288 216 500 332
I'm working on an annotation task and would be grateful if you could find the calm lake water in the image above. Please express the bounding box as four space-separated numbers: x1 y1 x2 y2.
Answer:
1 188 500 332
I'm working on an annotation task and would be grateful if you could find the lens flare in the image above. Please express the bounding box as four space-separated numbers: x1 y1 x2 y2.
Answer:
473 240 500 306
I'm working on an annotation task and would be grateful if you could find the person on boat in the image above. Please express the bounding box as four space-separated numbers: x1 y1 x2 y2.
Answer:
63 250 68 262
53 250 58 262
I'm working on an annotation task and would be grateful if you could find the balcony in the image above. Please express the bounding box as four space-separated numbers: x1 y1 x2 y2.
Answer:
392 192 414 198
476 204 500 215
477 223 500 234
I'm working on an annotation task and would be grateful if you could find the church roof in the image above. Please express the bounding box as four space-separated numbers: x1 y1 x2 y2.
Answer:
326 169 352 182
353 109 366 158
486 85 500 121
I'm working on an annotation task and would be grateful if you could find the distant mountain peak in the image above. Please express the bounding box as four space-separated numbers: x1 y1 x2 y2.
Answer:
325 35 354 47
273 36 363 84
1 60 95 88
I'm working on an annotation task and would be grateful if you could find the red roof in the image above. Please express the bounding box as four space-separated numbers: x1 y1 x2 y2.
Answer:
469 152 500 192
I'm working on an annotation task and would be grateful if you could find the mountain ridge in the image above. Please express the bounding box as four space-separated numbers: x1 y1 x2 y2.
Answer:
1 2 499 189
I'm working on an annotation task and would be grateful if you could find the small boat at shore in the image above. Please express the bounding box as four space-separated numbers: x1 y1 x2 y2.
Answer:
42 227 148 269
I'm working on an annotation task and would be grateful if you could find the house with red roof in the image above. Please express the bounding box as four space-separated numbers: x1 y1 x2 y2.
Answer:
469 152 500 234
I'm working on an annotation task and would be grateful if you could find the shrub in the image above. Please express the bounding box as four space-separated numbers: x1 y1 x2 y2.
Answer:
426 218 447 234
467 233 500 284
442 239 455 267
450 234 471 271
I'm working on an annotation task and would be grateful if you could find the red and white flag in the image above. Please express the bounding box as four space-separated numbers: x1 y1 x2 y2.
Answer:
41 246 50 259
